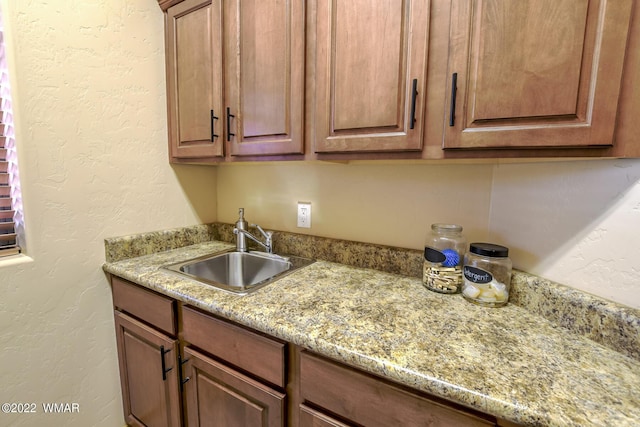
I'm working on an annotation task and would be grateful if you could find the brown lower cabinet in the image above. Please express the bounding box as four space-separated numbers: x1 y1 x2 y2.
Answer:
111 276 517 426
114 311 182 427
112 276 182 427
183 347 285 426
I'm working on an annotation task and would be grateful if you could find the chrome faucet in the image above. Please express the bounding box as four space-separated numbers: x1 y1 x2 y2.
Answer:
233 208 273 253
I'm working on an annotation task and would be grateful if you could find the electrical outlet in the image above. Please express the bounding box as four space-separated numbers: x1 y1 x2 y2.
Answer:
297 202 311 228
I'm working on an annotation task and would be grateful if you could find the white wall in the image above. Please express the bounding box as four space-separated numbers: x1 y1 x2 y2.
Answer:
488 159 640 308
0 1 216 426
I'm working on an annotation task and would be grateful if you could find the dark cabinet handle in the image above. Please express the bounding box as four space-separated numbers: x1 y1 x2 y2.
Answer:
226 107 235 141
449 73 458 127
178 354 191 391
210 110 218 142
160 345 172 381
410 79 418 130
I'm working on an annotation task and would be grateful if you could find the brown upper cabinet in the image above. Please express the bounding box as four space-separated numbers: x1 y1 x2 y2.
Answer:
165 0 224 159
313 0 430 153
159 0 639 161
224 0 305 156
163 0 304 160
443 0 633 150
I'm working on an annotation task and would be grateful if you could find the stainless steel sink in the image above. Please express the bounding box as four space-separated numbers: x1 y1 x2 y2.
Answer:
164 249 315 294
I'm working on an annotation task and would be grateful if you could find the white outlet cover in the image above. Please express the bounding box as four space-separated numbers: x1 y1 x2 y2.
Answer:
297 202 311 228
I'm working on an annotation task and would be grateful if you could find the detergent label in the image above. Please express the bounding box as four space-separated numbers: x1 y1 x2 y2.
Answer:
463 266 493 284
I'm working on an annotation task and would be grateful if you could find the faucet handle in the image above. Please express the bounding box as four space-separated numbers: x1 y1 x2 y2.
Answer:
251 224 268 238
251 224 273 253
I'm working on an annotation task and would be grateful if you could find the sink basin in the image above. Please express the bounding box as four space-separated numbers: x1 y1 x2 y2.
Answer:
164 249 314 294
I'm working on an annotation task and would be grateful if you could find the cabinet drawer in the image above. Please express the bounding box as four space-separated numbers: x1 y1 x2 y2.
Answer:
111 276 177 336
300 351 495 427
182 305 286 388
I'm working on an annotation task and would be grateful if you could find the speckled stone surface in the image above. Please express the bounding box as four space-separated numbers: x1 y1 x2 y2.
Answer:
103 237 640 427
215 223 424 277
104 224 217 262
215 223 640 362
509 271 640 362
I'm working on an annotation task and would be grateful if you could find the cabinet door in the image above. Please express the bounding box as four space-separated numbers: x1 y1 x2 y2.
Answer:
444 0 632 149
114 311 182 427
166 0 223 159
313 0 430 153
183 346 285 427
224 0 305 156
299 404 353 427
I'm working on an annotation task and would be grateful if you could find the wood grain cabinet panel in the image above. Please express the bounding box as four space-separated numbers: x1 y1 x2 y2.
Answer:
300 351 495 427
182 305 287 388
313 0 430 153
112 276 177 336
183 346 286 427
114 311 182 427
299 404 353 427
443 0 633 149
165 0 224 159
225 0 305 156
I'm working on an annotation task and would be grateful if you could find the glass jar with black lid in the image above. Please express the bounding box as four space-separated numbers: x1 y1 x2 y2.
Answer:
423 224 467 294
462 243 512 307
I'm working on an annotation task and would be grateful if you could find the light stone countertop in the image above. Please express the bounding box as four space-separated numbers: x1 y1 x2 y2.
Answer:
103 240 640 427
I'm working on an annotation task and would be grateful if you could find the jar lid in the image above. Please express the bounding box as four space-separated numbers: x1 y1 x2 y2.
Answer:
431 223 463 232
469 242 509 257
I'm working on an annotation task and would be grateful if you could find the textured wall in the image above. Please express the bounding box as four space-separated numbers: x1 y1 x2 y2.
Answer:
489 159 640 309
0 2 636 427
0 1 216 426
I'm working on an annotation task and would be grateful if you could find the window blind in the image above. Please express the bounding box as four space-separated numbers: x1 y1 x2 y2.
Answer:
0 14 19 258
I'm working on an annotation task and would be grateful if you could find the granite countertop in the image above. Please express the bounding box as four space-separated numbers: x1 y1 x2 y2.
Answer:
103 237 640 427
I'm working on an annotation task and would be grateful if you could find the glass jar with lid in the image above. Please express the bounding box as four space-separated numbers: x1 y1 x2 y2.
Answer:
423 224 467 294
462 243 512 307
